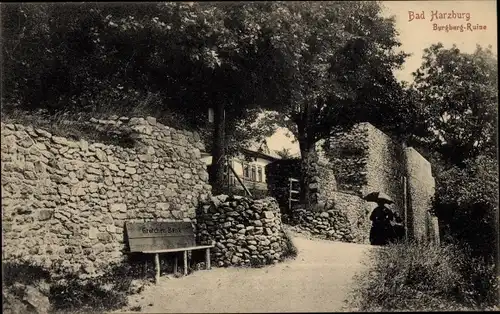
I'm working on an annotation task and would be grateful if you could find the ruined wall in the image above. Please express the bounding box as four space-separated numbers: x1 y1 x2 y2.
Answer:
405 147 437 243
321 123 404 215
320 125 369 196
196 195 287 267
1 117 211 277
364 124 406 217
292 191 371 244
315 162 338 204
263 123 438 245
317 123 437 243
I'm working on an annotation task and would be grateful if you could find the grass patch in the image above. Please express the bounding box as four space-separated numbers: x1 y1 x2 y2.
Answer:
1 108 136 147
0 99 197 148
347 241 499 311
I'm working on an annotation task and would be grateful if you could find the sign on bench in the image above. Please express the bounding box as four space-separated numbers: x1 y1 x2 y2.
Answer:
125 221 213 284
126 221 196 252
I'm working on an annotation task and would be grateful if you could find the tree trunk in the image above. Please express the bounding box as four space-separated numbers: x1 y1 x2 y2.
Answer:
298 135 316 210
209 101 226 195
297 100 316 211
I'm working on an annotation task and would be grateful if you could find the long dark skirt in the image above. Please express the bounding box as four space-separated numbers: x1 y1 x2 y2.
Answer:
370 223 390 246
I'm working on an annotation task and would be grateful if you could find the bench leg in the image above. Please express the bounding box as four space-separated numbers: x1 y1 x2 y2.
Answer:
174 254 178 274
205 248 211 270
154 253 160 284
183 251 188 276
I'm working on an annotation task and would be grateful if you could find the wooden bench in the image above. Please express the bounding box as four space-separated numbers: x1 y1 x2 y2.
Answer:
125 221 214 284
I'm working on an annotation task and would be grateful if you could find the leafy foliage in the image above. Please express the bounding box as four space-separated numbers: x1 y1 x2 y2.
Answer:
410 43 498 166
432 154 498 260
251 1 409 141
237 1 411 204
275 148 294 159
1 2 286 193
407 44 498 298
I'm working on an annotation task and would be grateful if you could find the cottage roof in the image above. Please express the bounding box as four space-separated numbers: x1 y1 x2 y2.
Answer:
244 139 281 160
200 139 282 161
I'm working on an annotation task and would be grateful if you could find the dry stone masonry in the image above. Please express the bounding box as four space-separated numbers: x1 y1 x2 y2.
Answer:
196 195 288 267
1 117 211 278
268 122 439 244
317 122 406 216
291 191 371 244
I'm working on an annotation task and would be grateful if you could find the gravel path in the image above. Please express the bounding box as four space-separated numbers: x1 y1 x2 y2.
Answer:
122 233 374 313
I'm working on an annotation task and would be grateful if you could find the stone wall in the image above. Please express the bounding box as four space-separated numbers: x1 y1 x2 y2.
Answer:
320 123 405 216
292 192 371 244
319 125 370 196
1 117 211 278
405 147 437 243
196 195 287 267
364 124 406 217
314 123 439 244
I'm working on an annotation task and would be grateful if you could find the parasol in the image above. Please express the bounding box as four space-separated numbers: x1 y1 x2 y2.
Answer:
363 191 394 204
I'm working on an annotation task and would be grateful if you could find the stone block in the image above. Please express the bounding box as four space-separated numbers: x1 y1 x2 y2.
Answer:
38 209 53 221
109 203 127 213
88 227 99 239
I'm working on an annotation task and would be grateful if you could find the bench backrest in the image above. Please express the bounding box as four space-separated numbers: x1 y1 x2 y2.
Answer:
125 221 196 252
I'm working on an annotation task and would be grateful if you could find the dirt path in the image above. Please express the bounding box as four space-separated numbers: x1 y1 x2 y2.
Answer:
122 233 374 313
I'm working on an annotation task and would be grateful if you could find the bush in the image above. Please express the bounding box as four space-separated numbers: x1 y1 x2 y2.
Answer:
2 262 51 287
347 241 499 311
50 262 154 313
281 231 298 260
2 261 152 314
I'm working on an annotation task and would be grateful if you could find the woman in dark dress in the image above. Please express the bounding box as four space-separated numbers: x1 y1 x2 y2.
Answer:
369 202 394 245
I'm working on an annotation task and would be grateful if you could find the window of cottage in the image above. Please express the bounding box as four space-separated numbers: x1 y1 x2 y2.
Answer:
243 163 250 179
251 165 256 181
257 166 263 182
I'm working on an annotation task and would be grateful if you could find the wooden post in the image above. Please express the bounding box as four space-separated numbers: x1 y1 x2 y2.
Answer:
403 176 409 242
174 254 178 274
228 164 252 197
183 251 188 275
205 248 211 270
154 253 160 284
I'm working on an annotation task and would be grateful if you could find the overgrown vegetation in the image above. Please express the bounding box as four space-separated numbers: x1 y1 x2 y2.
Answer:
347 242 499 311
50 277 130 313
1 2 419 198
364 43 500 310
282 231 299 260
1 108 138 147
2 260 153 314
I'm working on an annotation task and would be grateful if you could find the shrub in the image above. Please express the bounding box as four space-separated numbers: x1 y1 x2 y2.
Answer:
281 231 298 260
347 241 498 311
50 278 128 313
2 261 153 314
2 262 51 287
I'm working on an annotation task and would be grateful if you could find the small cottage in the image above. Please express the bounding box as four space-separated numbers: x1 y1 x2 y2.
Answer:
201 140 280 197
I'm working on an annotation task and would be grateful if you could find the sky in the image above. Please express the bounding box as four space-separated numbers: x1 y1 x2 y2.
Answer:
265 0 498 156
